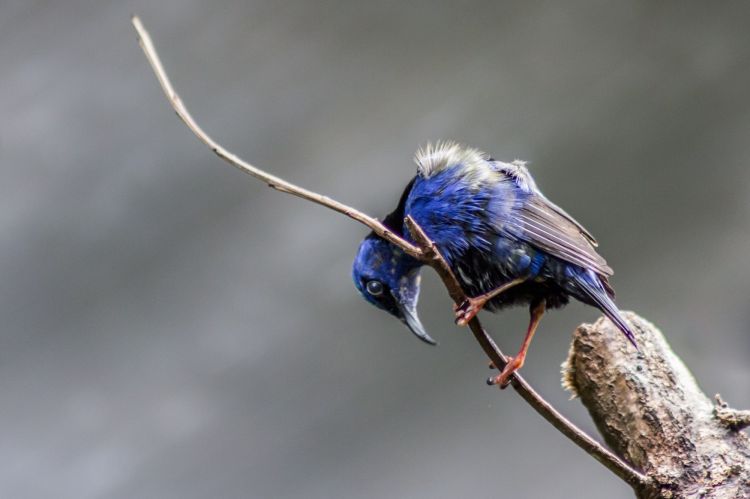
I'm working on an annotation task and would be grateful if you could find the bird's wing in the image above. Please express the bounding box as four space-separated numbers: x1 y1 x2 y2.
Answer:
535 194 598 246
505 193 613 277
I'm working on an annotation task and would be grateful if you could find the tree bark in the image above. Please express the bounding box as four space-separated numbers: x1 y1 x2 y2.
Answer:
562 312 750 498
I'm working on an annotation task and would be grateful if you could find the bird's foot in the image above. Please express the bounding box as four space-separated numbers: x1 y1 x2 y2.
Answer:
453 297 487 326
486 356 523 389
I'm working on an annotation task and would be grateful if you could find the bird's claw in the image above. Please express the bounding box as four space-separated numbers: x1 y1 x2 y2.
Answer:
454 297 485 326
486 357 521 389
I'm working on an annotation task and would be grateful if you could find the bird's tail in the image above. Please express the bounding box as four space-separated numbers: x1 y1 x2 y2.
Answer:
573 270 639 350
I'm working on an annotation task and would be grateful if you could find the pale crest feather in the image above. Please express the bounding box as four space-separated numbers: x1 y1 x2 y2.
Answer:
414 141 539 193
414 141 490 179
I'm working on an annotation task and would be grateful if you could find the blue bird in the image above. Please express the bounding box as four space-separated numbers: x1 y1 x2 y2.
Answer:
353 141 637 386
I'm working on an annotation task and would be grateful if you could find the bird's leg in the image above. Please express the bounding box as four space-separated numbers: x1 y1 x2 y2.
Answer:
488 300 546 388
454 277 526 326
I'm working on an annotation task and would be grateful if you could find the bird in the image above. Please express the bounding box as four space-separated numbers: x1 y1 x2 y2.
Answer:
352 141 637 386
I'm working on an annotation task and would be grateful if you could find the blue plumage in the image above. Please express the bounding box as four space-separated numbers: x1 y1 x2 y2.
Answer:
353 142 636 384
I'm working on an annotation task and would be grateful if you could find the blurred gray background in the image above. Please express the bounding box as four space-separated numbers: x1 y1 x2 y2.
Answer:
2 1 750 498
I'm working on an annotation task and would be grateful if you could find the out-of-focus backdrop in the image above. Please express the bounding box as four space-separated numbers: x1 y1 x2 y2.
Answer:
2 1 750 498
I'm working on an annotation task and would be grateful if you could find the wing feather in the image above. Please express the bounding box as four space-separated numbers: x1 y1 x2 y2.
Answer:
525 195 598 246
505 194 613 277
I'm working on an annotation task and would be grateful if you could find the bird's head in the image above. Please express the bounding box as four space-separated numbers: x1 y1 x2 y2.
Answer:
352 235 434 345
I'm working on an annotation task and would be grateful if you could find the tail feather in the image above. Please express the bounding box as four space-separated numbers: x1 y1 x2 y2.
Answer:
575 273 639 350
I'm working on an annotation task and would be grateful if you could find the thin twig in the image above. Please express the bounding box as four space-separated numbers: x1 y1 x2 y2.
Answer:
131 15 648 489
405 217 648 488
130 16 421 260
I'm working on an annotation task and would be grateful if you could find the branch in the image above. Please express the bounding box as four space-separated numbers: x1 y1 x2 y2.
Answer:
563 313 750 497
715 395 750 432
131 15 647 490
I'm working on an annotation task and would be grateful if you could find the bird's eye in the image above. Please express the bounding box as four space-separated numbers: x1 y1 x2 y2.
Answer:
366 280 384 296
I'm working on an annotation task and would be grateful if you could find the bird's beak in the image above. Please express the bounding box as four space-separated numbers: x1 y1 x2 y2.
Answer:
391 270 436 346
396 298 436 346
400 305 436 346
